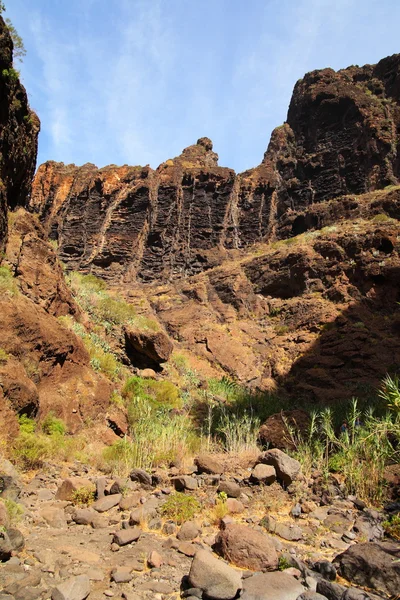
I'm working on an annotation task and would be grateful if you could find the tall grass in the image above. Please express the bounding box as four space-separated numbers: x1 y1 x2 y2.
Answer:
287 393 400 505
66 271 158 331
103 401 200 474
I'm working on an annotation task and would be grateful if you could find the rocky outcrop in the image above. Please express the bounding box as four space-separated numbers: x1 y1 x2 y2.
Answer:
0 16 39 251
30 55 400 283
145 198 400 400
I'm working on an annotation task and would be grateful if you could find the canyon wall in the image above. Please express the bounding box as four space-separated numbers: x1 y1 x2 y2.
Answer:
31 54 400 283
0 16 39 250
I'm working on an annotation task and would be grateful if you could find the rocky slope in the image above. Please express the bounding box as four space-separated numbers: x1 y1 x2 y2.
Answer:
0 451 398 600
0 23 114 438
31 54 400 283
123 188 400 402
0 16 39 251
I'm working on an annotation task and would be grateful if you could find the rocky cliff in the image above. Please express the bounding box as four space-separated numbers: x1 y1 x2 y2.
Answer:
0 16 39 251
31 54 400 283
0 23 115 438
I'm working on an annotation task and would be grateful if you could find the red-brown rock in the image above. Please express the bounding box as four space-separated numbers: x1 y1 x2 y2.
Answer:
214 524 278 571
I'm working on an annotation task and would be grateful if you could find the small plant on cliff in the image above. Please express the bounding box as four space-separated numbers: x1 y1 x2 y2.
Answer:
18 415 36 434
379 374 400 418
383 514 400 541
160 493 200 525
4 19 26 63
41 413 67 436
2 67 19 82
211 491 228 524
0 265 18 295
0 348 9 363
1 499 23 524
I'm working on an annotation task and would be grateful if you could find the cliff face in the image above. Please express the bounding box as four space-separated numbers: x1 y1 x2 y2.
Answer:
31 54 400 283
0 16 39 250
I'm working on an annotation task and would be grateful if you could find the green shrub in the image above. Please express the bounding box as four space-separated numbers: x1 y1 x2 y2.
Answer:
147 380 181 409
216 410 260 453
0 348 9 363
18 414 36 434
41 413 67 436
1 499 23 524
278 556 292 571
372 213 392 223
12 432 50 469
0 265 18 295
160 493 200 525
96 296 137 325
71 486 95 506
383 514 400 540
123 376 182 410
2 67 19 82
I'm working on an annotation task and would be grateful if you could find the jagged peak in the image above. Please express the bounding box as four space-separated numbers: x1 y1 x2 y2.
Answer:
159 137 219 170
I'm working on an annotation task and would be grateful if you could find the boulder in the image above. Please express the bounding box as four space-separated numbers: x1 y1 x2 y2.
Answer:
125 327 173 366
258 410 311 450
241 571 304 600
111 567 133 583
352 511 384 542
40 507 67 529
214 524 278 571
177 521 201 541
113 527 141 546
258 449 301 485
195 455 224 475
7 528 24 552
172 476 198 491
92 493 122 512
217 481 241 498
129 498 159 525
335 541 400 596
0 475 21 501
140 368 157 379
296 594 328 600
55 478 93 502
51 575 90 600
72 508 96 526
129 468 153 488
226 498 244 514
0 530 12 562
250 464 276 484
188 549 242 600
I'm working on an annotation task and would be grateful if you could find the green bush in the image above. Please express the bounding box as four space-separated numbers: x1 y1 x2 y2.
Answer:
1 67 19 82
160 493 200 525
0 348 9 363
383 514 400 540
289 393 400 505
41 413 67 436
12 432 50 469
1 499 23 524
123 376 182 410
71 486 95 506
0 265 18 295
18 414 36 434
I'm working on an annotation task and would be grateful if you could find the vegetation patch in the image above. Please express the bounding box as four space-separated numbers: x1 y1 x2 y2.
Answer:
160 493 200 525
0 265 18 296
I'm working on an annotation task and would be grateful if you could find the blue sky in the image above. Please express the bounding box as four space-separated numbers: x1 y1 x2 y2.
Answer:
6 0 400 172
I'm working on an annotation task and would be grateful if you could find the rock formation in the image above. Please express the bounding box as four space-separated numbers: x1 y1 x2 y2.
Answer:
0 16 39 251
0 22 112 435
31 55 400 284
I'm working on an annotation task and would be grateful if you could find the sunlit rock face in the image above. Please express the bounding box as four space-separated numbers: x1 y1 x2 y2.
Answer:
31 54 400 283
